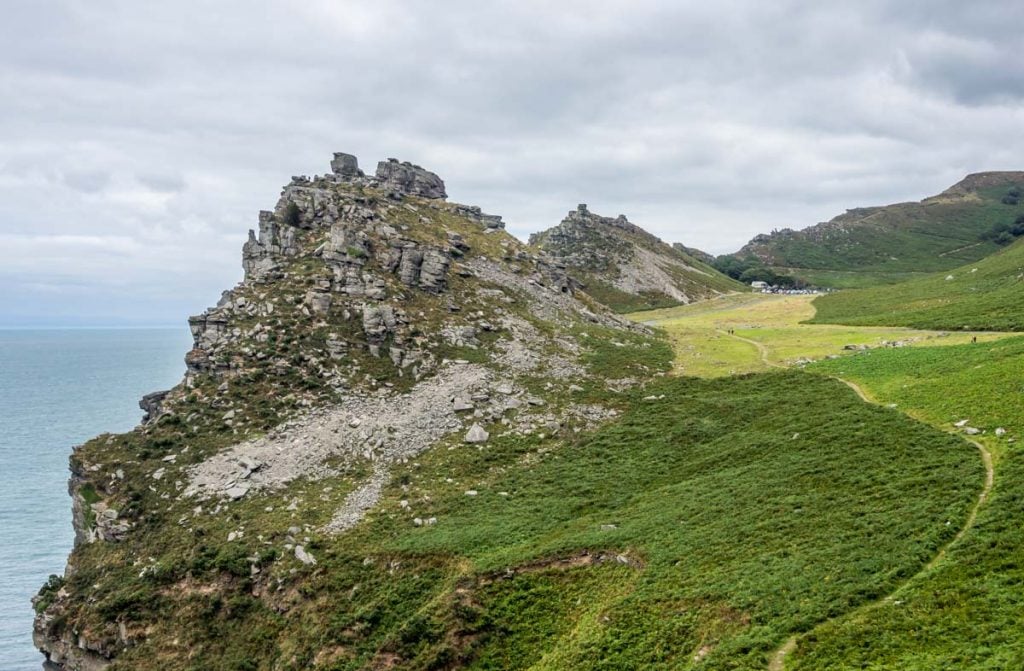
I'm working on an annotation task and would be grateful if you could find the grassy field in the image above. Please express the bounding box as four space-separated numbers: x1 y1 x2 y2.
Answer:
811 237 1024 331
630 294 1007 377
62 372 984 670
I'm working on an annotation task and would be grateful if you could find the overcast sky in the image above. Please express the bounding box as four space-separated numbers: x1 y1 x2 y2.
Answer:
2 1 1023 326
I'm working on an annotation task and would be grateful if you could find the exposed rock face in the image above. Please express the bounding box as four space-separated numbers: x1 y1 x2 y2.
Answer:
138 390 169 423
375 158 447 199
32 625 112 671
329 152 362 178
35 150 656 671
530 204 741 311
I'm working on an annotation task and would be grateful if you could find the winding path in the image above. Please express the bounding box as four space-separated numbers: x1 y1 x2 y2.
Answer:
717 330 995 671
716 329 782 370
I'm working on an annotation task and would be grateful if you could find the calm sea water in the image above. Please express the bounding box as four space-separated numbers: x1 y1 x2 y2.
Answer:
0 328 192 671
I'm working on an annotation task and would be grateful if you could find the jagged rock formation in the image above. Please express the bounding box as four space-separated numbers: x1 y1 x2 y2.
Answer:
34 152 660 671
733 171 1024 287
529 204 744 312
374 158 447 199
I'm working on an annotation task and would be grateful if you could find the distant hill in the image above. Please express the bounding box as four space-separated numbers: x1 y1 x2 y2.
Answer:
530 204 746 312
732 172 1024 288
810 236 1024 330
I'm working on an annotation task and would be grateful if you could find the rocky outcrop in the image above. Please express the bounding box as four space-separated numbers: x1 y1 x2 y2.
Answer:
374 159 447 199
530 204 742 311
33 625 112 671
138 390 169 423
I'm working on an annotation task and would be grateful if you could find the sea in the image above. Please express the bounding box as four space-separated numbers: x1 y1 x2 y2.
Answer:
0 328 192 671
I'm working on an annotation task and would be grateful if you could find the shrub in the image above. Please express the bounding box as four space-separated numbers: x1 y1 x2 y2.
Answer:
995 231 1015 245
282 202 302 227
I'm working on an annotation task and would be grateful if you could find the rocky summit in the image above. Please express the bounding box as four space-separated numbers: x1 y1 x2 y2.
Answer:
529 204 743 312
33 152 669 671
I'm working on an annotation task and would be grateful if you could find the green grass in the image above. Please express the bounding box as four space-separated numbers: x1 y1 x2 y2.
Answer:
811 236 1024 331
808 336 1024 446
629 294 1005 377
791 339 1024 669
741 179 1024 287
65 371 984 670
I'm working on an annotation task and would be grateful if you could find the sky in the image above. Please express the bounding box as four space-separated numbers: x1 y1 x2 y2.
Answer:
2 1 1023 326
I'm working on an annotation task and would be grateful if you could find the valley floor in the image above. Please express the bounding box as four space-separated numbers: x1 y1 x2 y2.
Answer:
631 293 1011 377
631 293 1024 669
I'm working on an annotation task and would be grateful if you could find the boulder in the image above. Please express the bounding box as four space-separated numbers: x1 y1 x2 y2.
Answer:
464 424 489 444
294 545 317 565
330 152 362 178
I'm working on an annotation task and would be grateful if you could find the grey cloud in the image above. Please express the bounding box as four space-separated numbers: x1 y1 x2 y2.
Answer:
1 0 1024 324
61 170 110 193
136 172 186 194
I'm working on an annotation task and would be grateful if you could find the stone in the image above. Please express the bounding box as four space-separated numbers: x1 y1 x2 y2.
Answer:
305 290 332 315
465 424 489 444
963 427 981 435
996 427 1007 436
419 249 451 292
362 305 389 344
225 484 251 500
374 159 447 199
294 545 317 565
330 152 362 178
452 397 474 412
238 456 262 476
139 390 170 423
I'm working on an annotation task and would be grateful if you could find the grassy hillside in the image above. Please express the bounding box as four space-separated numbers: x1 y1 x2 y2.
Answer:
797 340 1024 669
629 295 1024 668
734 173 1024 288
46 370 985 671
810 237 1024 331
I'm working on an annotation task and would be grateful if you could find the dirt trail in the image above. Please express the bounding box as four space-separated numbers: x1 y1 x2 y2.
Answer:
717 331 996 671
717 329 783 369
939 240 983 258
